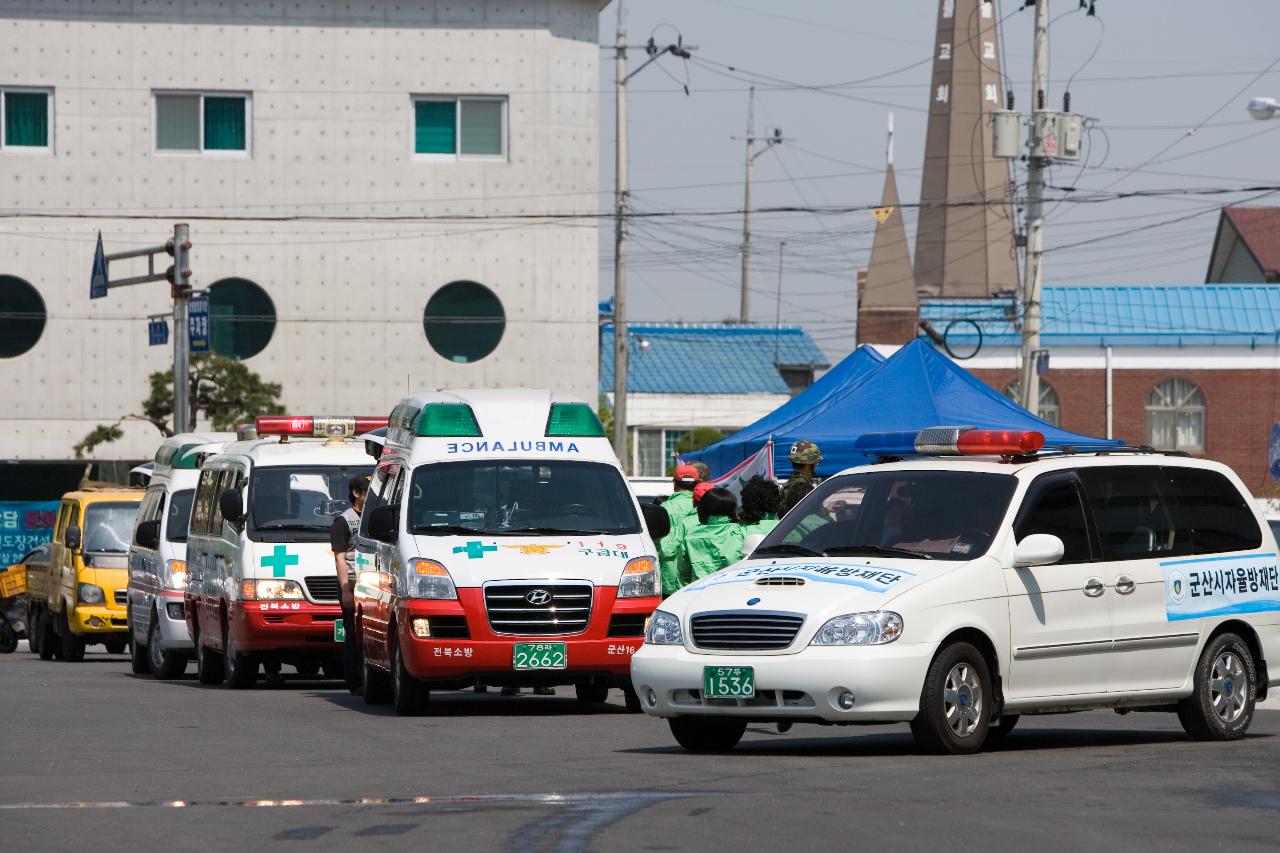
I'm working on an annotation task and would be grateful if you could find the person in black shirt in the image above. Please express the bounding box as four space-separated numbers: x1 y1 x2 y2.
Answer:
330 475 369 695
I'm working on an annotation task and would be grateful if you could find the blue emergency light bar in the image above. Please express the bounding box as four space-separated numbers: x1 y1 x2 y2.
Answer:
854 426 1045 458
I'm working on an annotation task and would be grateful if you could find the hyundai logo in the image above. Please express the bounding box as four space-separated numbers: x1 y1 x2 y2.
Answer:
746 597 761 606
524 589 553 606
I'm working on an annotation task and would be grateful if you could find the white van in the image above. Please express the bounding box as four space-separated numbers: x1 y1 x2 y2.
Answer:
354 389 661 715
127 433 233 678
185 416 380 688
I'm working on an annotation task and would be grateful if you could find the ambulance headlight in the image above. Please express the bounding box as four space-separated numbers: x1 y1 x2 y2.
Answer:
410 559 458 600
77 583 105 604
166 559 187 591
241 579 305 601
810 611 903 646
617 556 659 598
643 610 683 645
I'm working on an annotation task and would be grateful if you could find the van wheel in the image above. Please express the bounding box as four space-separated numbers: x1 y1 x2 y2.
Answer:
129 614 150 675
147 612 187 680
1177 632 1256 741
104 640 126 655
910 641 992 755
195 624 225 685
223 628 258 689
390 636 429 716
575 681 610 705
28 608 42 655
0 620 17 654
59 613 86 663
362 646 392 706
987 714 1020 739
37 609 58 660
668 717 747 752
623 686 643 714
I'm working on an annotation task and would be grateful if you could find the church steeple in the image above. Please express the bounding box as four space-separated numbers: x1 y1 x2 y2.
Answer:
858 115 919 345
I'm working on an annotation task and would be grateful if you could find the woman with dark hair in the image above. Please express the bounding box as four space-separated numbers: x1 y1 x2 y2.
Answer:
738 476 781 537
678 487 745 581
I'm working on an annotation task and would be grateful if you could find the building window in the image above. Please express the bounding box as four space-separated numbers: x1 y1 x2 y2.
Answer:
423 281 505 364
207 278 275 360
0 275 46 357
634 429 691 477
1 88 52 151
413 97 506 158
155 92 249 153
1146 377 1205 452
1003 379 1060 427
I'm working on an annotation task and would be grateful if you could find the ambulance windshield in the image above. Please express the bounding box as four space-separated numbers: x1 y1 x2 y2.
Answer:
248 465 373 537
407 459 641 536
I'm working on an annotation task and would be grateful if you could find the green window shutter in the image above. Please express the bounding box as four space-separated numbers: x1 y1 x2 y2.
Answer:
156 94 200 150
203 96 246 151
415 100 456 154
459 99 503 156
4 92 49 147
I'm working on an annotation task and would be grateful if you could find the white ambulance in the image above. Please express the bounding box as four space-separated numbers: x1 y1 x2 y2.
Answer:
354 389 661 715
127 433 233 678
185 416 381 688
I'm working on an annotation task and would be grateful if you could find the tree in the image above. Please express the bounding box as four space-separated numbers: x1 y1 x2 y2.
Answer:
675 427 725 456
74 354 285 457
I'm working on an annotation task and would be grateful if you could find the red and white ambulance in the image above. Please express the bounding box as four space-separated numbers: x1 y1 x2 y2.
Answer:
184 416 381 687
354 389 661 715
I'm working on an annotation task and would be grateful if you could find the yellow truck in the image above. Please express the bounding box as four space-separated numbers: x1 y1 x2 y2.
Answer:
27 488 143 661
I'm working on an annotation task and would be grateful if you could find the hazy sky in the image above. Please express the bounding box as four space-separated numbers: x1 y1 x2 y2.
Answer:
597 0 1280 359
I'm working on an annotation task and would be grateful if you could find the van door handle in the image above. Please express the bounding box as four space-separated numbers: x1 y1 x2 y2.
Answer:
1083 577 1106 598
1114 576 1136 595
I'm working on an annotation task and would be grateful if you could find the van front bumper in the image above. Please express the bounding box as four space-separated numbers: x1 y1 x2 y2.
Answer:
229 601 343 653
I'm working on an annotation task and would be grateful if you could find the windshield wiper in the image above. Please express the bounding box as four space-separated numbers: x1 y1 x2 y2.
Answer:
498 526 606 536
753 543 825 558
410 524 485 536
822 544 933 560
255 523 327 532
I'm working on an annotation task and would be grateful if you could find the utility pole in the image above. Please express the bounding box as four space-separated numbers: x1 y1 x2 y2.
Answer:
738 86 785 324
612 0 629 469
1019 0 1050 415
773 240 786 364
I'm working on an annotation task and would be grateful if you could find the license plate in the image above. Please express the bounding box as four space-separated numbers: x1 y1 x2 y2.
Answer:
703 666 755 699
513 642 567 670
333 619 346 643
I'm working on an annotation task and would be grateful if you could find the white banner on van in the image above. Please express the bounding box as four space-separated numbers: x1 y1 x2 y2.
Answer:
1161 552 1280 621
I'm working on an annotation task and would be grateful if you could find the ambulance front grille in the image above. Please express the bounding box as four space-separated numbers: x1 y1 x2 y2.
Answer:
304 576 340 603
484 583 593 636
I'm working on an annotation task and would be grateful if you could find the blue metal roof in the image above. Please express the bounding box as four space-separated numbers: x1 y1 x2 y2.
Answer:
922 285 1280 347
599 324 829 394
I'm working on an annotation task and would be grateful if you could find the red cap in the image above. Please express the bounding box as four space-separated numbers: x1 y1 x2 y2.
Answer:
693 482 714 503
674 464 699 483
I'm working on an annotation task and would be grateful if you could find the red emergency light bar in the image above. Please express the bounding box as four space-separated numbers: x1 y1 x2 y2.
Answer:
255 415 389 438
854 426 1045 458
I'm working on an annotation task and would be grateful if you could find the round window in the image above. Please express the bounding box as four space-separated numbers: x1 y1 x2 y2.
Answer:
207 278 276 360
0 275 46 358
423 281 505 364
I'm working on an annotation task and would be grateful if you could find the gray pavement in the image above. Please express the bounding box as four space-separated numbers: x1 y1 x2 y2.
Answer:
3 644 1279 852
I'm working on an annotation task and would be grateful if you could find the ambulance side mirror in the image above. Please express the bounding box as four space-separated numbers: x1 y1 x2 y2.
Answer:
135 520 161 550
641 504 671 540
367 504 400 544
219 491 245 525
65 524 82 552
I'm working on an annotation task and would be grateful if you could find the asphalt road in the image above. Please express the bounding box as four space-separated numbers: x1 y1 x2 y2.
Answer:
3 644 1279 852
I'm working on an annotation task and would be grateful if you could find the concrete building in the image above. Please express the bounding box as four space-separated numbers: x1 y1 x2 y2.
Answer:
0 0 604 475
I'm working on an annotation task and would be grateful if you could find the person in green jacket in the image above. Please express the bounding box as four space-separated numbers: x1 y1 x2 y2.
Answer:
679 488 745 581
738 476 781 538
657 465 700 595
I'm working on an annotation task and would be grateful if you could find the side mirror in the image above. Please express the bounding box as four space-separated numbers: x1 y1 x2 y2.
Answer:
1013 533 1065 568
219 491 245 525
367 504 400 544
135 519 161 550
65 524 82 552
641 504 671 541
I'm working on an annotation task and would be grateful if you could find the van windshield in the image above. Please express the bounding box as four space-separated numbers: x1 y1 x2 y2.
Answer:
84 502 141 553
758 470 1017 562
249 465 373 538
407 460 640 536
166 490 195 543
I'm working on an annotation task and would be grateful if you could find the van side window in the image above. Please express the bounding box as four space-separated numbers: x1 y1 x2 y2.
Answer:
191 469 219 537
359 465 391 536
208 471 228 533
1014 476 1093 563
1165 467 1262 555
1078 467 1177 560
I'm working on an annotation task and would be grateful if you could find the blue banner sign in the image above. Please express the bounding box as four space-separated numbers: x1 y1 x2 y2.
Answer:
0 501 58 567
188 295 210 354
148 318 169 346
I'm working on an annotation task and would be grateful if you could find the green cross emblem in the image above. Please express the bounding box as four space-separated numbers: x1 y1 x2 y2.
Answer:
260 545 299 578
452 540 498 560
354 551 372 570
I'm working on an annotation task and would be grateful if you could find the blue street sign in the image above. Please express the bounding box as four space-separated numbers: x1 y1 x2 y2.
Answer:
188 295 210 353
90 232 108 299
148 318 169 346
1035 350 1050 375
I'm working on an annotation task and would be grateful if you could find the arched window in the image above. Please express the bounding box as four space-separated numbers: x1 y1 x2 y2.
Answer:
422 281 505 364
1146 378 1205 452
1004 379 1060 427
207 278 276 360
0 275 46 358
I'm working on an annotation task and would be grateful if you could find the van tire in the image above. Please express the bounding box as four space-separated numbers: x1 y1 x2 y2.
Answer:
391 636 429 716
28 608 41 655
362 647 392 706
909 641 992 755
129 614 150 675
575 682 610 705
59 613 86 663
105 640 126 655
147 612 187 680
195 624 225 685
1177 632 1256 741
222 627 258 689
668 717 747 752
37 609 58 660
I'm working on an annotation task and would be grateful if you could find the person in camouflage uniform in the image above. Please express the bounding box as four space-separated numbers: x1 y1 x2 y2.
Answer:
781 440 822 506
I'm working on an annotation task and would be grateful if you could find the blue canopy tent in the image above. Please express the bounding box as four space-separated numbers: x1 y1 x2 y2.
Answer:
686 338 1123 478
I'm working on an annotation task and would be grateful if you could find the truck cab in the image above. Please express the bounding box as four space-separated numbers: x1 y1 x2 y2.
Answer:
185 416 380 688
29 488 143 661
355 389 661 715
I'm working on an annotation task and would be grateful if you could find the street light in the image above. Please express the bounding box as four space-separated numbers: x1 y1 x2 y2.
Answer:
1247 97 1278 120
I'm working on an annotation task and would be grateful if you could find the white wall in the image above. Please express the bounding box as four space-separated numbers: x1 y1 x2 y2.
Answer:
0 0 601 460
625 392 791 430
